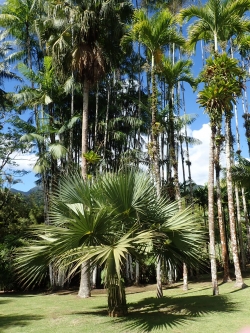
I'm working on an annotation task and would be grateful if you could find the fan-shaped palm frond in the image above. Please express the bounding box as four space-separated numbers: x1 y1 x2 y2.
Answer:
15 171 205 315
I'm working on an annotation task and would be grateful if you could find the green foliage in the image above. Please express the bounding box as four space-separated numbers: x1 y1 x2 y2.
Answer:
0 188 44 290
197 53 245 121
178 0 250 52
83 150 101 165
232 155 250 187
15 171 205 314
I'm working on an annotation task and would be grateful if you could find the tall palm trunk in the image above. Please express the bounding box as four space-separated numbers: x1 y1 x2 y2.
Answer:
103 80 110 165
214 129 231 282
78 78 91 298
150 55 163 298
242 187 250 254
81 79 90 180
208 123 219 295
94 82 99 149
235 185 246 270
225 117 245 288
234 104 246 271
151 54 161 196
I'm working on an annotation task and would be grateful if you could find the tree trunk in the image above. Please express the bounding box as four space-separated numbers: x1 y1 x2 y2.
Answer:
81 79 90 180
183 263 188 291
242 187 250 255
208 124 219 295
235 185 246 271
94 82 99 149
103 80 110 164
78 260 91 298
150 55 161 196
135 261 140 286
215 136 231 282
225 118 245 288
107 279 128 317
78 79 91 297
156 256 163 298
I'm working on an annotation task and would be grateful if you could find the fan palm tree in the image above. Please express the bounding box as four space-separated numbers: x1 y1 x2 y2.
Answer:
15 170 205 316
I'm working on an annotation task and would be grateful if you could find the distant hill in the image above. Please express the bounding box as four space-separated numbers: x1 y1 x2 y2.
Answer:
11 186 44 203
11 186 41 196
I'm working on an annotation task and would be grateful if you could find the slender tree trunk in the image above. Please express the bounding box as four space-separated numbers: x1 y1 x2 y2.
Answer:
94 82 99 149
242 187 250 255
235 185 246 271
208 124 219 295
225 117 245 288
135 261 140 286
156 256 163 298
150 55 161 196
78 79 91 298
103 80 110 163
183 263 188 291
151 56 163 298
214 133 231 282
81 79 90 180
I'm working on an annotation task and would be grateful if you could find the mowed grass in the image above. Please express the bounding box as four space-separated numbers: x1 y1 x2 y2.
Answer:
1 274 250 333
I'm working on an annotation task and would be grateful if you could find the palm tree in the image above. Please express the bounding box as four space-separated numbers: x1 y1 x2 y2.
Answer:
232 156 250 253
15 170 205 316
122 10 185 297
45 0 133 180
0 32 21 107
160 57 196 202
41 0 133 297
178 0 250 53
180 0 250 293
123 8 185 196
198 53 246 289
0 0 43 70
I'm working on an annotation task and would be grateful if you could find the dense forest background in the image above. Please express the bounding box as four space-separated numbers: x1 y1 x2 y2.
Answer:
1 0 250 305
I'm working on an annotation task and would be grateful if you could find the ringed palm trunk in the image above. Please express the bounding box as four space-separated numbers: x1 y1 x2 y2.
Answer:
225 117 245 288
234 104 247 271
151 55 161 196
208 123 219 295
150 55 162 298
214 134 231 282
242 187 250 255
235 185 246 271
81 79 90 181
168 88 188 290
78 78 91 298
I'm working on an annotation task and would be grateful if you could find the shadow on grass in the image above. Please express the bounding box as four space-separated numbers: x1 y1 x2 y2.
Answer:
230 285 249 294
0 314 43 331
0 298 12 305
70 293 238 332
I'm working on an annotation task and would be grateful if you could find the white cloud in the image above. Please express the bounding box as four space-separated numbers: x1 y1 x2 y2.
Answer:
179 123 226 186
6 152 37 172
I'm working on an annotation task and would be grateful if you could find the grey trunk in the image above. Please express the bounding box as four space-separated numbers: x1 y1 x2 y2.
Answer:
208 125 219 295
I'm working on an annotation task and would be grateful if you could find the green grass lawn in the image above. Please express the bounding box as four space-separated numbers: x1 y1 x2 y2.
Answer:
1 275 250 333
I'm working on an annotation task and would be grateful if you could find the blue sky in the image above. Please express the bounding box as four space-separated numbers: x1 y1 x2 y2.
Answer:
1 0 250 191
